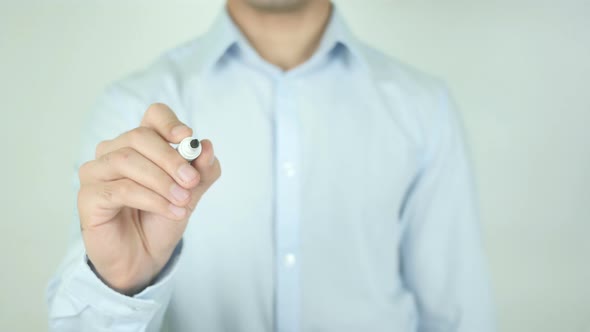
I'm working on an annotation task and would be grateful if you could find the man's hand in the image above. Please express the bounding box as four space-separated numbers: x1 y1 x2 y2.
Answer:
77 103 221 295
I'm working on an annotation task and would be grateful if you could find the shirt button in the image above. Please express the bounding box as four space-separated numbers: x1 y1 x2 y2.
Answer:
282 162 296 177
284 253 296 268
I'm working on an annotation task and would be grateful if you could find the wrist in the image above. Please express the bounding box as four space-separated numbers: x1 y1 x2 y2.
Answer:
87 258 159 296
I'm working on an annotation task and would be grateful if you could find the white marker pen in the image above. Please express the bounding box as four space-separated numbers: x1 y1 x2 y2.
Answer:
176 137 202 162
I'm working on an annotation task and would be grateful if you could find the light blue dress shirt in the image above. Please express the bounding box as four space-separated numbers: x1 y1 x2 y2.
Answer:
47 6 495 332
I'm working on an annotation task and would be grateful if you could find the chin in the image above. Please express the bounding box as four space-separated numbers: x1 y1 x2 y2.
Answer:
245 0 312 12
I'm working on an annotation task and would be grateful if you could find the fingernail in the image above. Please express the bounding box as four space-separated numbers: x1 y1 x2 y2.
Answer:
171 124 189 138
209 154 216 166
177 164 198 183
170 183 190 202
169 204 186 218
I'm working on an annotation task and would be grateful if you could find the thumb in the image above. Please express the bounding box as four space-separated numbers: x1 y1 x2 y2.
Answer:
140 103 193 143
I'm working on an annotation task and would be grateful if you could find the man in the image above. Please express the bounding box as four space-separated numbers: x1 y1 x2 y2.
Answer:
47 0 495 331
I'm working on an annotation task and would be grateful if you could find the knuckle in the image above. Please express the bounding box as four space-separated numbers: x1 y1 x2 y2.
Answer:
101 148 133 169
101 151 112 165
113 147 135 162
95 140 109 158
78 161 93 180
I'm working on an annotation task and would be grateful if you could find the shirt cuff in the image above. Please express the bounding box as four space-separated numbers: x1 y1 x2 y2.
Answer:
51 239 183 321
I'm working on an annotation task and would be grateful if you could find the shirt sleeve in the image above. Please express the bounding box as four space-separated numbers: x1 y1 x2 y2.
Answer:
46 238 182 331
46 84 181 331
399 84 496 332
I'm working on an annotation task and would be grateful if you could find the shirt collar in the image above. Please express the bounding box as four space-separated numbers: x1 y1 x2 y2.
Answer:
191 4 366 74
312 5 366 68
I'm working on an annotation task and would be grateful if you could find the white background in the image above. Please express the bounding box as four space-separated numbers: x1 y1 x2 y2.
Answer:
1 0 589 331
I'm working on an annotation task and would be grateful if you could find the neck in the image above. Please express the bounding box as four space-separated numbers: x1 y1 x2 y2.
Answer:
226 0 333 71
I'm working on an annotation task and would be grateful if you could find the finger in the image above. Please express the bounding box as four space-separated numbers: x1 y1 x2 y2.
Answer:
140 103 192 144
79 179 188 229
186 139 222 212
79 147 192 207
192 139 220 188
95 127 200 189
